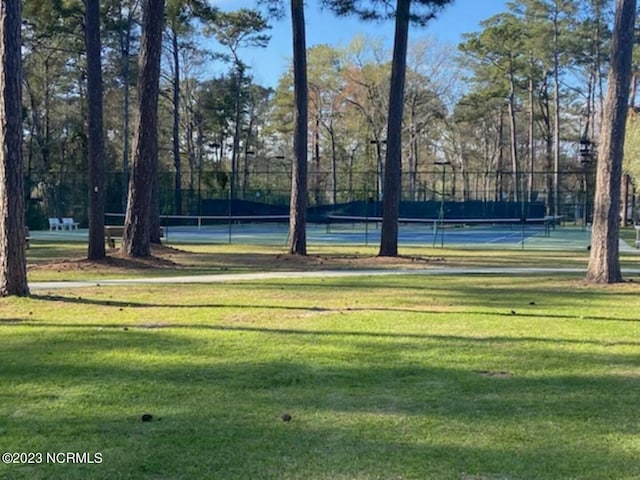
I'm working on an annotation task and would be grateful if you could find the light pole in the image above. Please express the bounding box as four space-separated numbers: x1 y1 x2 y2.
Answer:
434 159 451 247
579 135 595 230
196 142 221 216
242 150 255 199
370 139 386 203
269 155 285 204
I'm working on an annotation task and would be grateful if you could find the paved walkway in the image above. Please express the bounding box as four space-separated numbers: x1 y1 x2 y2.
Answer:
29 266 640 291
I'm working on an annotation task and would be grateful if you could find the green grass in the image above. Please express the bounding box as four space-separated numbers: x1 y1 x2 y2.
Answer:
2 273 640 479
25 239 640 283
21 241 582 281
24 224 640 282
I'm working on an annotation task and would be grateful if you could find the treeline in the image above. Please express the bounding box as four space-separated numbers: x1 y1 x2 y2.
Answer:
22 0 638 228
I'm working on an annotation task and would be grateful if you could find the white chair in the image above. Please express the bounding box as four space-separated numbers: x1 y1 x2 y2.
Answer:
48 218 62 231
62 217 79 230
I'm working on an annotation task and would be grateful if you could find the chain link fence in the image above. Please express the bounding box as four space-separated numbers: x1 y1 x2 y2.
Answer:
27 166 607 228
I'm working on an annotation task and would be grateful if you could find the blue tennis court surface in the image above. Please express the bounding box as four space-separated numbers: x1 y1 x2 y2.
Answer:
31 221 634 251
154 221 590 250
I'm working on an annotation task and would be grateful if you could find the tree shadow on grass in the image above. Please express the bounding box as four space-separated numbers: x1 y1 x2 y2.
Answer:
4 308 640 359
3 318 640 349
4 274 640 480
2 351 640 480
19 291 640 324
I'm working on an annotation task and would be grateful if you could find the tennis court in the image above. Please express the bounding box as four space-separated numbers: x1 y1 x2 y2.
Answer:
160 221 573 249
32 214 630 251
125 214 597 250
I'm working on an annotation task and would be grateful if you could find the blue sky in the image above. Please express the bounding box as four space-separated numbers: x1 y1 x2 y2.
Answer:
211 0 510 87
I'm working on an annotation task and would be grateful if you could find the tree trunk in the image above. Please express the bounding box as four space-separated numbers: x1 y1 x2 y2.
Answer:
379 0 410 257
586 0 636 284
313 115 321 205
409 107 417 200
330 125 338 204
186 106 196 213
231 63 243 202
622 173 630 227
374 137 384 201
552 9 561 221
461 151 470 202
632 183 637 225
119 3 135 213
288 0 308 255
0 0 28 296
482 124 490 203
172 28 182 215
528 70 535 203
496 107 505 202
451 166 457 200
242 118 254 198
507 60 519 203
84 0 106 261
121 0 165 257
539 79 553 216
594 0 606 128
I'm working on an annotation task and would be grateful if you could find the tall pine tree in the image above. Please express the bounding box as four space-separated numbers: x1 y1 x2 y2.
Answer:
586 0 636 283
0 0 28 296
322 0 453 256
121 0 165 257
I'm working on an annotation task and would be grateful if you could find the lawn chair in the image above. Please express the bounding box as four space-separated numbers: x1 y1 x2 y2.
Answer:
48 218 62 231
62 217 79 230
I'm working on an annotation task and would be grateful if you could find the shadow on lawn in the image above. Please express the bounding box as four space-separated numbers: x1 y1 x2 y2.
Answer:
20 292 640 324
3 318 640 350
2 345 640 480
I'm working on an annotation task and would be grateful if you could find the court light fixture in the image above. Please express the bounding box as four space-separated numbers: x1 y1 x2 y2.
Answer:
579 136 595 163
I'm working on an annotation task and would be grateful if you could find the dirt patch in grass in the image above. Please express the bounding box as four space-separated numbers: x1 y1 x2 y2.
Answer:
28 243 447 275
476 370 513 378
270 253 445 270
28 244 182 273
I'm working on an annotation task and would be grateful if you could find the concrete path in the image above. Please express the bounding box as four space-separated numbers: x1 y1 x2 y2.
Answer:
29 266 640 291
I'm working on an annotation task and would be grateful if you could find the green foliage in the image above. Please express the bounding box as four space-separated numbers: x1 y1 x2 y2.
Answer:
14 0 624 226
624 111 640 182
165 0 216 32
206 8 271 60
321 0 454 26
267 71 295 139
459 13 527 88
23 0 83 36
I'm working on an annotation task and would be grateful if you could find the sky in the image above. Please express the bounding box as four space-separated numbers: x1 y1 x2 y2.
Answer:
210 0 511 87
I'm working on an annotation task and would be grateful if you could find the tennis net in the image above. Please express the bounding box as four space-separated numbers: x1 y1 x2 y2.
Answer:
326 214 556 236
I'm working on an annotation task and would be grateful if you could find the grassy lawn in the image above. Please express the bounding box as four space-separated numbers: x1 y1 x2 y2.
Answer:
23 224 640 282
21 240 604 283
2 265 640 479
